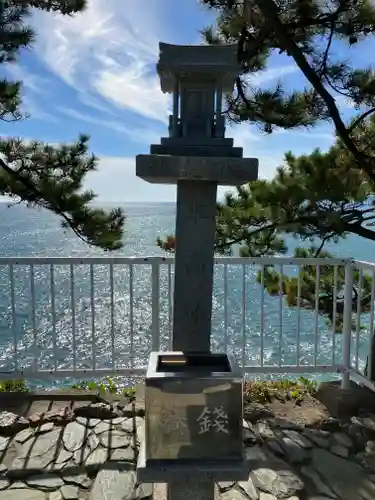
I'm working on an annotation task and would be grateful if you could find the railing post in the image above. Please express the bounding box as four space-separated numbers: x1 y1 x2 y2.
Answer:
151 261 160 351
341 261 354 389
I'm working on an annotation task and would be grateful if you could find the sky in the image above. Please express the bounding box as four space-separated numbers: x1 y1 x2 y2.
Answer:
1 0 373 203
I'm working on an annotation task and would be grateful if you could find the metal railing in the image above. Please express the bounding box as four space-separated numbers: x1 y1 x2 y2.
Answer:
0 256 374 389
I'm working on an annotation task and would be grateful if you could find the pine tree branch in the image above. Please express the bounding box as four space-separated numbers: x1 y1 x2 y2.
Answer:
320 22 335 76
0 155 97 247
313 237 329 257
251 0 375 182
348 107 375 133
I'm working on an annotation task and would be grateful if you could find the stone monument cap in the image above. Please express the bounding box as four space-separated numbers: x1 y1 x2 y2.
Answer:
157 42 239 93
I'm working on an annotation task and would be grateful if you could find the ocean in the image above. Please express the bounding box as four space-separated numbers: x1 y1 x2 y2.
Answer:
0 201 375 388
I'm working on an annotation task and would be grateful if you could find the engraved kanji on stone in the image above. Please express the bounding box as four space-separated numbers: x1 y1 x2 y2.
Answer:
160 407 187 434
212 406 229 433
197 405 229 434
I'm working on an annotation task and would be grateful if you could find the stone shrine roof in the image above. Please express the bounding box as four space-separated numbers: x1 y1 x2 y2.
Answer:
157 42 239 93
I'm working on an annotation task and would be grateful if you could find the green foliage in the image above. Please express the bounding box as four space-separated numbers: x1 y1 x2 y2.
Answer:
200 0 375 135
0 379 29 392
70 377 136 400
158 116 375 256
243 377 317 405
0 0 125 251
258 246 374 333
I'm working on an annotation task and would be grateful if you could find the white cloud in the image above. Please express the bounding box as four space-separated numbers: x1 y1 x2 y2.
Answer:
335 94 356 110
246 65 298 86
58 107 161 146
32 0 170 125
5 64 51 94
85 155 176 203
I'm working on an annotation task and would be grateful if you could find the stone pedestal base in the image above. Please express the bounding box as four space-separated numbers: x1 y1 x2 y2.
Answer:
136 154 258 185
315 380 375 417
167 479 218 500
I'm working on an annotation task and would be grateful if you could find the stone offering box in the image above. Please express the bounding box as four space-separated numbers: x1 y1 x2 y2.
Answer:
137 352 248 482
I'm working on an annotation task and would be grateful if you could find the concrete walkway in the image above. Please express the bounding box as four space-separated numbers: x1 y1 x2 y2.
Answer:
0 396 375 500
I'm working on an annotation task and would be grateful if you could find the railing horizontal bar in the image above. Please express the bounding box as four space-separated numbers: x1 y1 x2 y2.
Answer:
347 368 375 392
242 365 343 374
0 256 171 265
0 364 343 380
0 368 145 380
353 260 375 271
0 256 350 266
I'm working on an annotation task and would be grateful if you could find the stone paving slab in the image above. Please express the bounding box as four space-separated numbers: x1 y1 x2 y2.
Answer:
1 398 375 500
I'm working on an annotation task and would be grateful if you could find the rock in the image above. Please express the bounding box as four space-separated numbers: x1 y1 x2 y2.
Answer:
15 428 34 443
73 445 91 464
38 422 55 433
0 477 10 490
278 436 307 464
330 445 349 458
10 450 57 477
244 404 274 423
49 491 62 500
110 447 135 462
259 495 277 500
94 421 112 435
320 418 341 433
217 482 234 492
0 463 7 473
0 435 10 451
26 474 64 490
75 403 119 420
333 432 352 448
17 429 61 458
61 467 91 488
238 475 259 499
267 440 285 456
120 417 144 433
120 402 145 417
10 430 63 476
366 441 375 455
74 432 99 464
312 447 375 499
246 445 304 498
283 430 313 449
61 485 80 500
0 412 29 434
100 430 131 448
356 451 375 471
63 422 89 452
88 467 136 500
55 448 73 464
301 466 337 498
345 423 368 451
86 447 110 471
357 415 375 432
1 489 46 500
108 417 127 425
221 489 249 500
244 427 257 444
76 417 101 428
29 409 74 425
302 429 330 448
257 422 276 441
135 483 153 499
8 481 30 489
272 420 302 431
45 460 70 472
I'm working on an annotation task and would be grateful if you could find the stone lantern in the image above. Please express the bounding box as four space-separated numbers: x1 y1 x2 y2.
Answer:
136 41 259 500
